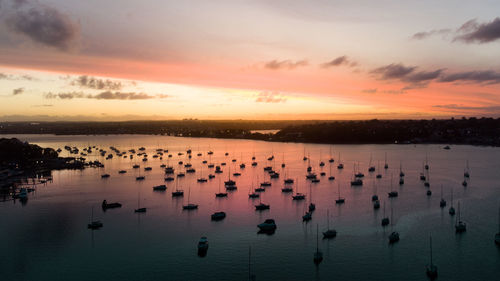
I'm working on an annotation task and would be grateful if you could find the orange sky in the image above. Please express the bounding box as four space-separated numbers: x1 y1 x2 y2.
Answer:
1 0 500 120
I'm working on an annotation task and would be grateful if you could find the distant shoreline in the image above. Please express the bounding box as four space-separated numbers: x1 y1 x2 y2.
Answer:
1 118 499 146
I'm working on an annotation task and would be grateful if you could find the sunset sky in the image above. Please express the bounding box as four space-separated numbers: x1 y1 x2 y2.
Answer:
1 0 500 120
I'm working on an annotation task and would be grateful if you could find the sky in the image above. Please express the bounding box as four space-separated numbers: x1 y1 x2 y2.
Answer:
0 0 500 121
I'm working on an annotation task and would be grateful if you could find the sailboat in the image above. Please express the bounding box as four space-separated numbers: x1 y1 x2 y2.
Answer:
399 161 405 177
134 192 146 213
292 179 306 200
308 183 316 212
335 182 345 204
426 235 438 279
281 152 285 168
388 175 398 198
424 168 430 187
388 206 400 243
464 160 470 178
425 152 429 170
328 146 334 163
249 180 260 198
455 201 466 233
328 162 335 181
376 161 382 179
449 188 455 215
172 178 184 197
303 148 308 161
439 185 446 207
368 154 375 172
313 224 323 265
372 180 379 201
322 209 337 238
87 207 103 229
216 178 228 198
183 186 198 210
384 152 388 169
381 201 390 226
337 152 344 169
255 196 270 210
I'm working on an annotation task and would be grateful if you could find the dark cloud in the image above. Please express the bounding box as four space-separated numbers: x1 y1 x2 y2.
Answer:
12 87 24 95
321 56 357 68
454 17 500 43
44 91 169 100
438 70 500 84
5 0 78 50
372 64 445 86
411 29 452 40
413 18 500 44
71 75 123 91
403 69 444 84
264 60 308 70
371 63 417 80
255 91 287 103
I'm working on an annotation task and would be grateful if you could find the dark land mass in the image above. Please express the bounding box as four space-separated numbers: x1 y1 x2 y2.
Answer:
0 138 88 190
1 118 499 146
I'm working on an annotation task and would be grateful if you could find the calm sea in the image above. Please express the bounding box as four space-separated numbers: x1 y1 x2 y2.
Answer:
1 134 499 281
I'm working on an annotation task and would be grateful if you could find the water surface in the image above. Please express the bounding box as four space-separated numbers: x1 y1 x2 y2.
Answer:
1 134 499 281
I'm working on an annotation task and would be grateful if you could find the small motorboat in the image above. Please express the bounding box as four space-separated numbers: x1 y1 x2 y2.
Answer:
136 176 145 181
350 179 363 186
292 193 306 200
172 190 184 197
197 236 209 256
215 191 228 197
248 192 260 198
183 203 198 210
257 219 277 231
303 212 312 221
134 208 146 213
102 200 122 209
281 186 293 192
211 212 226 221
388 191 398 198
87 221 103 229
389 231 400 243
153 185 167 191
101 174 110 178
255 203 270 210
118 170 127 174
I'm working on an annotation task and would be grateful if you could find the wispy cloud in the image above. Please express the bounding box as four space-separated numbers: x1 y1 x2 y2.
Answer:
12 87 24 95
264 60 308 70
413 17 500 44
321 56 357 68
255 91 287 103
371 63 446 92
438 70 500 84
44 91 169 100
411 29 452 40
70 75 124 91
433 104 500 115
4 0 79 50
